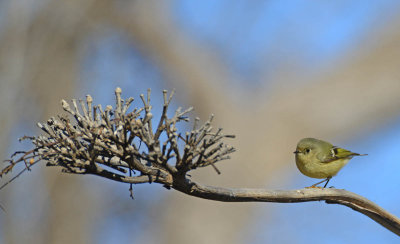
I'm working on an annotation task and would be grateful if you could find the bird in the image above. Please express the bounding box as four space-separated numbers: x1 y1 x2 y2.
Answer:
294 138 367 188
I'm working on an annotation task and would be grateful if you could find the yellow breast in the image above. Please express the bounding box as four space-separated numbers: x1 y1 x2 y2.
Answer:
295 157 350 179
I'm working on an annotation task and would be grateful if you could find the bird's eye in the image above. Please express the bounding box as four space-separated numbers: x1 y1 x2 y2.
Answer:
305 148 311 154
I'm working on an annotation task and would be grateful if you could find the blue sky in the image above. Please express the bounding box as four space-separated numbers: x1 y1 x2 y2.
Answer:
173 0 400 83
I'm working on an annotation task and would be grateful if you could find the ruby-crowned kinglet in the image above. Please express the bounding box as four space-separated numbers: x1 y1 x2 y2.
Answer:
294 138 366 188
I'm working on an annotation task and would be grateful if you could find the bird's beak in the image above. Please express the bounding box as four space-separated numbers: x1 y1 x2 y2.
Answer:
293 150 300 154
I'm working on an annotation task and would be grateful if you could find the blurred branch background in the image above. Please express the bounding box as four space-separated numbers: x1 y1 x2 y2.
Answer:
1 1 400 243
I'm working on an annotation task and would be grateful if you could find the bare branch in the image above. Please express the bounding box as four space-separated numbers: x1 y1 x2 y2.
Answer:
79 166 400 237
171 178 400 237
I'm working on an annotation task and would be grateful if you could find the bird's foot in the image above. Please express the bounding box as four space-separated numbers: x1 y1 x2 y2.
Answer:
305 185 323 189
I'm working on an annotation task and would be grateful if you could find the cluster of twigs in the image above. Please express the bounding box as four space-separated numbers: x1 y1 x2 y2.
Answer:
0 88 235 195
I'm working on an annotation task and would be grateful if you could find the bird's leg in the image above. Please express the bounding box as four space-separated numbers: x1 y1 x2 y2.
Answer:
323 177 332 188
308 177 332 188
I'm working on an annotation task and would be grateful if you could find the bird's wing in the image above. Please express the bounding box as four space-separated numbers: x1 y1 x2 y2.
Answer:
319 146 361 163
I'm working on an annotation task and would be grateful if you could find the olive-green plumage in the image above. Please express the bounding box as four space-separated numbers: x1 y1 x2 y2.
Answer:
294 138 366 187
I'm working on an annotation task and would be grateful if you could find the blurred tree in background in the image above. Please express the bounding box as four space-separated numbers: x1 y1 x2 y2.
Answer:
1 1 400 243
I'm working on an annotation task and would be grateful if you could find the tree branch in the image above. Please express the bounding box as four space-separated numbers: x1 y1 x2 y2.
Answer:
82 168 400 237
171 177 400 236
